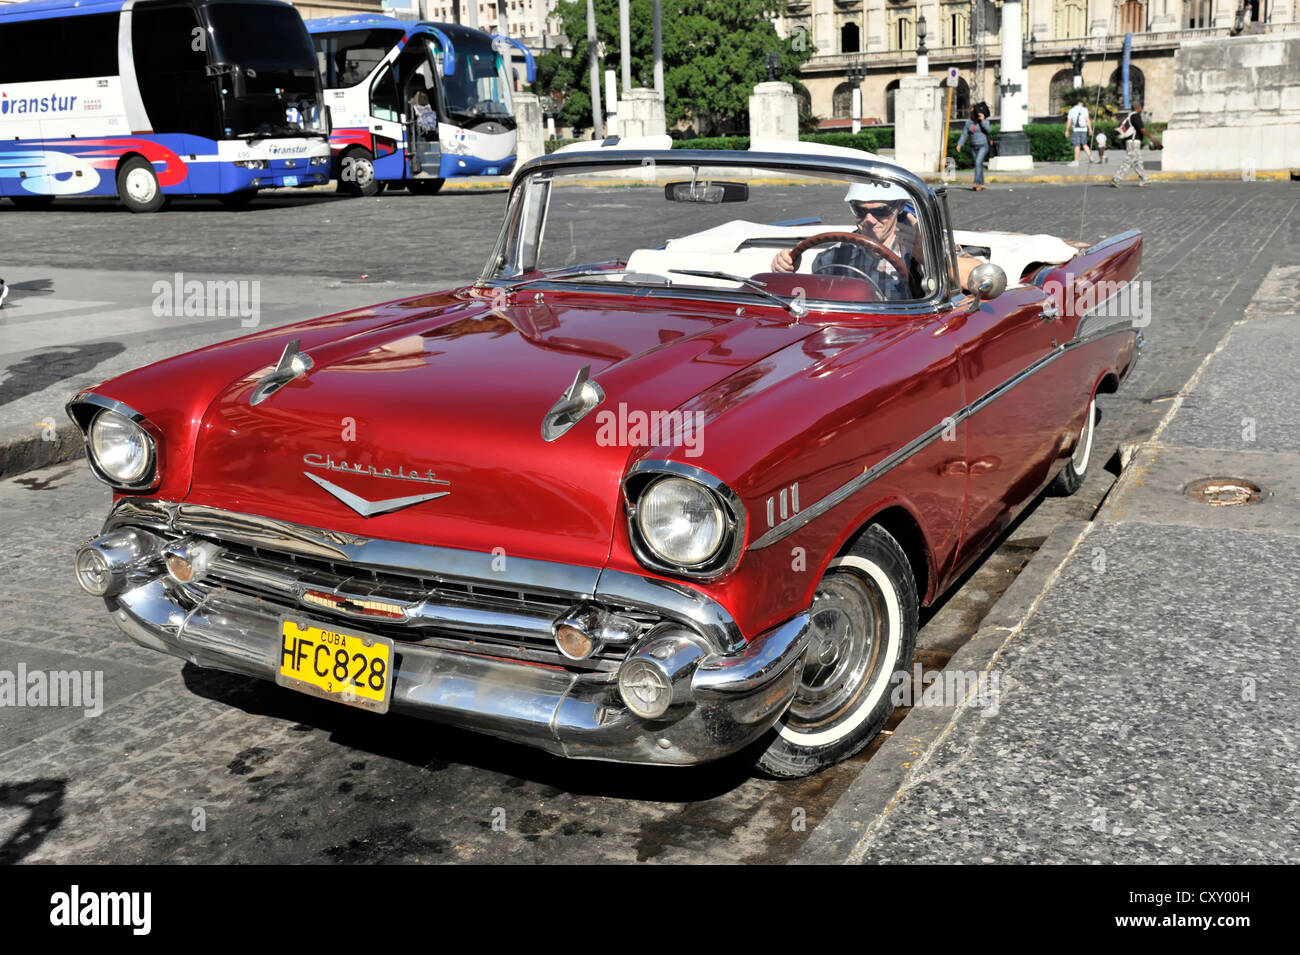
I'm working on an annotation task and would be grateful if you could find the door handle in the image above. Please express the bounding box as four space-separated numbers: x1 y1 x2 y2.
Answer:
1039 300 1061 323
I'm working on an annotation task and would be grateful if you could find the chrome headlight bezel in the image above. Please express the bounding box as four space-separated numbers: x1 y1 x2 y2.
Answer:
66 394 162 490
623 461 746 580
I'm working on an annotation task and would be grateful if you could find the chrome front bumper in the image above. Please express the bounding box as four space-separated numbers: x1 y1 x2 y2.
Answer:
91 500 812 766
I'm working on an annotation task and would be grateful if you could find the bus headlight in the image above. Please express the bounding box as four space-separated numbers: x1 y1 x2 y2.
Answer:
310 155 329 166
89 410 155 486
635 477 726 568
234 159 268 170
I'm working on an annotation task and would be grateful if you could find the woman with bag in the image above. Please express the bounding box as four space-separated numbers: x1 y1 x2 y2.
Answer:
955 106 992 192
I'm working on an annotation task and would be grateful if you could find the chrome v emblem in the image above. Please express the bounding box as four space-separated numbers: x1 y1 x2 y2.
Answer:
303 472 450 518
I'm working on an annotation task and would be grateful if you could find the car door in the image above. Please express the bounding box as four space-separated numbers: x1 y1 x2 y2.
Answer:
367 55 408 179
938 283 1070 571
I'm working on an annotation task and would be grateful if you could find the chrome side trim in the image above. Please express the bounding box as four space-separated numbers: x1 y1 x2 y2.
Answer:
1081 228 1142 257
750 295 1140 551
592 568 746 653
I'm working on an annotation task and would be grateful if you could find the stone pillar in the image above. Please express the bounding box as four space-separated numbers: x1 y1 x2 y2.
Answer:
865 0 885 52
814 0 835 55
749 82 800 141
1163 34 1300 172
894 74 944 174
990 0 1033 170
1090 0 1114 37
617 88 667 139
512 92 545 166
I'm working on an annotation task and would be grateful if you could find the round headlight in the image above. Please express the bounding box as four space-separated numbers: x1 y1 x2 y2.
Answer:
635 477 726 567
89 410 154 485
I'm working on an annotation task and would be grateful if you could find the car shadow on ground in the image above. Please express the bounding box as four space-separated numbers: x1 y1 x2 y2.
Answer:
179 663 763 803
0 778 66 864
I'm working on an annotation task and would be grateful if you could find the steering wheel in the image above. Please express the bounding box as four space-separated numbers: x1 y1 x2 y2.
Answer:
788 231 912 290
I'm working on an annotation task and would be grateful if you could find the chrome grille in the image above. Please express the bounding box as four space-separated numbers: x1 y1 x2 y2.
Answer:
185 536 653 671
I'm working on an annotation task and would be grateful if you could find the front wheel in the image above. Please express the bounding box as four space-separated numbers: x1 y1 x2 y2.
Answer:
117 156 166 213
337 148 379 197
1050 396 1097 495
406 177 444 195
757 524 919 778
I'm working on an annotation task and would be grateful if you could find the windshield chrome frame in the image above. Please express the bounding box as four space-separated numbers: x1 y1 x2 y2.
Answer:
477 149 958 317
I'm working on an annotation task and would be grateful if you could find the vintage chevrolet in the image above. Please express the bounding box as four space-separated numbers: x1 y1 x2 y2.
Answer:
69 142 1142 776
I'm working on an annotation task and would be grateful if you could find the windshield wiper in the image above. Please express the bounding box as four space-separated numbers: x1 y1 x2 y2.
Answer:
503 268 672 292
667 269 807 317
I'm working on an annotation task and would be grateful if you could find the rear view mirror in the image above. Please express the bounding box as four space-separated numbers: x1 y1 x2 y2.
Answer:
664 180 749 203
967 262 1007 309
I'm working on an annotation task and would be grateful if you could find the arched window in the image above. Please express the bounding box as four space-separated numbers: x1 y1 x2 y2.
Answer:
841 21 860 54
1049 67 1077 115
885 78 901 124
1053 0 1086 38
833 82 856 118
1187 0 1211 27
794 85 812 120
888 9 915 51
1119 0 1146 32
1109 65 1145 108
942 3 969 45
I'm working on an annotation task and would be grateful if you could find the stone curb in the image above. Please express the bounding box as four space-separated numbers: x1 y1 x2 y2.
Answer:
0 424 84 483
791 517 1094 864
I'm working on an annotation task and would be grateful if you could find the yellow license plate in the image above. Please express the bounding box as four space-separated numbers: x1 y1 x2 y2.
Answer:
276 618 394 714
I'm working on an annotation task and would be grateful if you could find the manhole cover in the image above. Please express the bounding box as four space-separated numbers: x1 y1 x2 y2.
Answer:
1183 477 1268 507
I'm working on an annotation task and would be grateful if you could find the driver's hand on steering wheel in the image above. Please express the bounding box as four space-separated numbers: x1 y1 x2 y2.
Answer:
771 249 795 273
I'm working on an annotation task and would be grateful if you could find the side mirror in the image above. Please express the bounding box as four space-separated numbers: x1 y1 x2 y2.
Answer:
967 262 1007 310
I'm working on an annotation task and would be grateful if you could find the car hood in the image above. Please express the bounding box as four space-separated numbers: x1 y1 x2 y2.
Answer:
183 292 813 567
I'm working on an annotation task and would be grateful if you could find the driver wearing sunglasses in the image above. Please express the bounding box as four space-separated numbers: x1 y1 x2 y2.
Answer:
769 184 928 298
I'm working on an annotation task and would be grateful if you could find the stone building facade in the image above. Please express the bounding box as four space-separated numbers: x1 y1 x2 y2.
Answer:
772 0 1298 125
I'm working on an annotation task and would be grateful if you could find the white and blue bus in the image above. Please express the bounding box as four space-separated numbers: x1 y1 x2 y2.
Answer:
307 15 534 196
0 0 332 211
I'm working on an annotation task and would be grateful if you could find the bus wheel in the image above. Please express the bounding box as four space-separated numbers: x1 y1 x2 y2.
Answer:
339 148 379 197
117 156 166 213
218 190 257 208
9 195 55 209
407 178 444 195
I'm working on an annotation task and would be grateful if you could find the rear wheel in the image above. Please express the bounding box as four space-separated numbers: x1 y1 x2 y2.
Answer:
1050 396 1097 495
117 156 166 213
406 177 444 195
757 524 919 778
338 148 379 197
9 195 55 209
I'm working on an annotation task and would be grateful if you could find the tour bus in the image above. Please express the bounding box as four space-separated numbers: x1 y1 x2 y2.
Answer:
0 0 332 212
307 15 535 196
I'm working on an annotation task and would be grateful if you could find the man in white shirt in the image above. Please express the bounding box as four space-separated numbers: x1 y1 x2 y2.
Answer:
1065 100 1094 166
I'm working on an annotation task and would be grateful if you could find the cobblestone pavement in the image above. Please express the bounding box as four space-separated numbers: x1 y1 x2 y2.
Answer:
0 180 1296 863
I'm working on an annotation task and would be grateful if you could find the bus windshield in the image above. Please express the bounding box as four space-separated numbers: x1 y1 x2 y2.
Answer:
439 37 511 121
206 2 326 138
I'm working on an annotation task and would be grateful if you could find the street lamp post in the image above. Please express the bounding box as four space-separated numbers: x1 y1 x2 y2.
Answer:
1071 46 1085 89
916 14 928 76
846 58 867 134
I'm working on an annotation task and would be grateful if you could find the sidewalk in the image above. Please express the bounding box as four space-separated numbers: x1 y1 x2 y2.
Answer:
440 149 1296 190
796 263 1300 864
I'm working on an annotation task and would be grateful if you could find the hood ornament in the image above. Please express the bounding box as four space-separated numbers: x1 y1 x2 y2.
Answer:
542 364 605 442
250 339 314 407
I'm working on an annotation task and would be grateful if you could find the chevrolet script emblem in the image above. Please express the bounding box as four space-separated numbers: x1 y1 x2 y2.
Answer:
302 454 451 517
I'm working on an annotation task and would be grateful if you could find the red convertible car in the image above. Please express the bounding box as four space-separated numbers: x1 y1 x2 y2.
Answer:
69 144 1142 776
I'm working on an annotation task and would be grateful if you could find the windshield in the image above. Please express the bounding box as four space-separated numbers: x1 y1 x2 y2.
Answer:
312 28 404 88
206 3 327 138
485 160 941 308
437 37 511 120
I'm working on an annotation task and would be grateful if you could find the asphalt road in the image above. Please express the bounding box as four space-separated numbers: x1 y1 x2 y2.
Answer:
1 179 1296 863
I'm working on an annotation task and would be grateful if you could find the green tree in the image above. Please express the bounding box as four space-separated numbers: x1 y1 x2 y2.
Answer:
534 1 813 137
1061 84 1124 121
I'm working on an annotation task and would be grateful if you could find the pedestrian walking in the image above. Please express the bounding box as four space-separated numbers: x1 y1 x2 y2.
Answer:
1111 103 1162 187
1065 99 1093 165
1095 129 1107 163
955 106 992 192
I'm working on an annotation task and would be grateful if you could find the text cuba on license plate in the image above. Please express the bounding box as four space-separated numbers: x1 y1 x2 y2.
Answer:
277 618 394 713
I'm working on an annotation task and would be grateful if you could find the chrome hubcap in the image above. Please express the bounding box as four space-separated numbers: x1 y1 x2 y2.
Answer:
787 572 883 727
354 158 374 186
125 167 157 203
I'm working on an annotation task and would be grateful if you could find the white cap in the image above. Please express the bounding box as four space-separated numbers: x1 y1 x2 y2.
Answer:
844 181 906 203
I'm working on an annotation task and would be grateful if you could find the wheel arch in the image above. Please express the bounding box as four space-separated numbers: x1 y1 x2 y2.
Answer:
114 151 150 178
834 502 933 607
